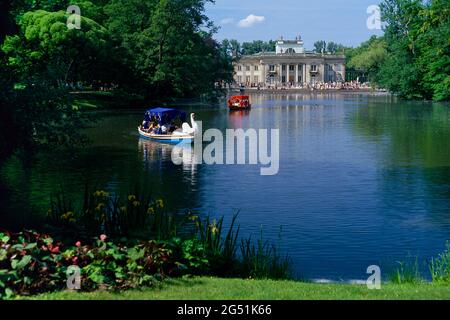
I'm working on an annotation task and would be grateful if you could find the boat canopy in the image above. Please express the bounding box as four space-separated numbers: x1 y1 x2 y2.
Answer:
144 108 187 125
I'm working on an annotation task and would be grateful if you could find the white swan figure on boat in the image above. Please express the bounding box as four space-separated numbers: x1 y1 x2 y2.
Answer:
180 113 198 135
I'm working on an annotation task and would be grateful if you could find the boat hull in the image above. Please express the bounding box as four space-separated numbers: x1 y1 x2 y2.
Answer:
227 95 251 110
138 127 194 144
229 105 251 111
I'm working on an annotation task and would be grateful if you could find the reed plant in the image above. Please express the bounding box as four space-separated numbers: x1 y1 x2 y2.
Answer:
429 242 450 284
46 186 292 280
195 214 291 279
388 258 423 284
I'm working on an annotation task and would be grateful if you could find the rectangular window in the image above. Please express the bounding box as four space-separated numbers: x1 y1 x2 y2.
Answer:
289 65 295 71
246 65 250 71
237 65 242 71
246 76 251 83
298 64 303 71
269 65 275 71
311 65 317 72
237 76 242 83
282 65 286 71
254 76 259 83
298 75 302 82
282 76 286 83
254 65 258 71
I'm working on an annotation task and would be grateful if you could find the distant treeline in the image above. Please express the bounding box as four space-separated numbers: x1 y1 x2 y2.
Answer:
219 39 346 56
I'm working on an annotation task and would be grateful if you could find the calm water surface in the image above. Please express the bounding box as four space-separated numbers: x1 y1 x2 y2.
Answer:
1 92 450 280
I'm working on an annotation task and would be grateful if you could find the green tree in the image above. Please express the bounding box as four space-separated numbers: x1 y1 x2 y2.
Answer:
326 41 345 54
104 0 231 98
379 0 449 100
415 0 450 101
313 40 326 53
241 40 276 55
348 37 387 83
2 9 112 86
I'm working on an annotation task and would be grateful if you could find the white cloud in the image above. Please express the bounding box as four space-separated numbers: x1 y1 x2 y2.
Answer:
220 18 235 25
237 14 265 28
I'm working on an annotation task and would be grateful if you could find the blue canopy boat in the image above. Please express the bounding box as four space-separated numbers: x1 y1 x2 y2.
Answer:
138 107 198 143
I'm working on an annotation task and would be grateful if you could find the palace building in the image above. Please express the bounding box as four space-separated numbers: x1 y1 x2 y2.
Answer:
233 36 346 87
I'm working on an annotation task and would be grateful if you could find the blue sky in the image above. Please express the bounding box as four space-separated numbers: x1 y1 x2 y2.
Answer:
205 0 383 49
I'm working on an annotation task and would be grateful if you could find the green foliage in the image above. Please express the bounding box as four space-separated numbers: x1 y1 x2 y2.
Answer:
103 0 232 98
313 40 327 53
47 188 181 240
326 41 346 54
0 230 67 299
348 36 387 83
388 258 423 284
240 231 291 280
379 0 450 100
2 9 112 84
195 214 291 279
44 187 292 281
0 0 233 160
0 80 89 155
311 40 346 54
429 242 450 284
0 230 185 299
241 40 276 55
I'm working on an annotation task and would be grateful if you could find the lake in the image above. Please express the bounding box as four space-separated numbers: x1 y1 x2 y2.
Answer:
1 92 449 281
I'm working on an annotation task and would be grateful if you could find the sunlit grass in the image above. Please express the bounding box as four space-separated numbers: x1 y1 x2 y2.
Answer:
26 277 450 300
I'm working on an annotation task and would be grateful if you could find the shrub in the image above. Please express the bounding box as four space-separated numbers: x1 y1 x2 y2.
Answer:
0 231 183 299
0 230 66 299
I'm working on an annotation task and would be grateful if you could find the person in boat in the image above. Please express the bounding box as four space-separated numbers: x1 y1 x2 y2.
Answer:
168 122 177 133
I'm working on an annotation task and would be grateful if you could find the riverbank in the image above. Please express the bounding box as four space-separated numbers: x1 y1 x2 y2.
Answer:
70 89 390 111
226 85 389 94
71 91 146 110
26 277 450 300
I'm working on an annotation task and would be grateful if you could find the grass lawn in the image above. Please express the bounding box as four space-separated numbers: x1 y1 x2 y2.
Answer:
71 91 145 110
26 277 450 300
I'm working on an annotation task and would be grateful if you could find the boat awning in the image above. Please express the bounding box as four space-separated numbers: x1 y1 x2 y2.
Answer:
144 108 187 125
229 95 250 100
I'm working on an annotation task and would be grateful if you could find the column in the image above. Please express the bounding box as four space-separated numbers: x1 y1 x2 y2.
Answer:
278 63 282 85
286 64 290 84
295 64 299 86
262 64 266 87
303 63 307 85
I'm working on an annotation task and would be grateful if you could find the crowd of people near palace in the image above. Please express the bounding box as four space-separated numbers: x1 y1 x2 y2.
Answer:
64 81 119 91
239 80 372 91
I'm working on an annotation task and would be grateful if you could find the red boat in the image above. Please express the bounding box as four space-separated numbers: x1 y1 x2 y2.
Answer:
228 95 251 110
